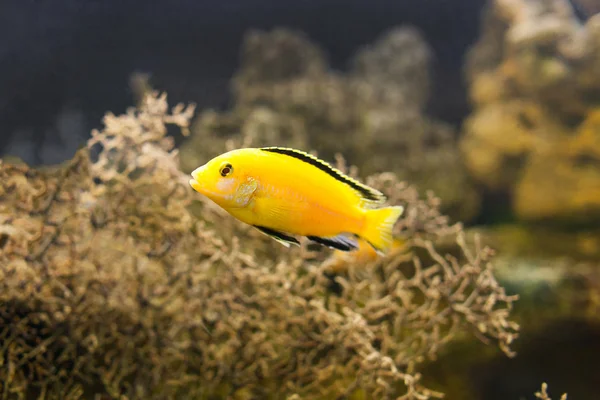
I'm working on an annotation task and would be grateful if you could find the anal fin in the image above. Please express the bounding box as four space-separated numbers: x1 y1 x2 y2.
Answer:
253 225 301 248
307 234 359 252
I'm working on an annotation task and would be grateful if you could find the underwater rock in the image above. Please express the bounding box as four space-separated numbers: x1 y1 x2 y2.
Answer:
467 0 600 116
576 0 600 16
351 26 432 110
461 0 600 224
181 27 481 222
514 109 600 223
460 99 565 190
232 28 328 97
0 91 518 400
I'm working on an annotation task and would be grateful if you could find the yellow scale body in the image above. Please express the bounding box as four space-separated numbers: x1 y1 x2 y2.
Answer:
189 147 404 253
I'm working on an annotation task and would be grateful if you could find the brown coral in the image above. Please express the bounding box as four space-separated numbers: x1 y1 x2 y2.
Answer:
0 92 518 399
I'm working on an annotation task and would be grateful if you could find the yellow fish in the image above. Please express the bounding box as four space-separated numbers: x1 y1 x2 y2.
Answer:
189 147 404 253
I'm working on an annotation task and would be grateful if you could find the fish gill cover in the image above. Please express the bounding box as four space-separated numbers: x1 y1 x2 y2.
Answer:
0 91 519 399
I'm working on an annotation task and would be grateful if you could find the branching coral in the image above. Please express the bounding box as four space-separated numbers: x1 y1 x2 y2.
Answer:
0 92 518 399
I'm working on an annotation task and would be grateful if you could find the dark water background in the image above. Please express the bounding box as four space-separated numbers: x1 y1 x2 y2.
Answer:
0 0 484 165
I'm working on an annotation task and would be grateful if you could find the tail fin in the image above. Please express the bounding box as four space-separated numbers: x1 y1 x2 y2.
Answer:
361 206 404 254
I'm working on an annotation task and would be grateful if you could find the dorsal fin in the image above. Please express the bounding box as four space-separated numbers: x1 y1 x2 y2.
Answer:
260 147 386 205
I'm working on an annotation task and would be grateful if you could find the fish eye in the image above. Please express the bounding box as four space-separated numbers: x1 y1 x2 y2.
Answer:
219 163 233 177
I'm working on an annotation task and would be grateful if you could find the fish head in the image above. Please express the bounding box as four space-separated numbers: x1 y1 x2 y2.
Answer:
189 149 258 209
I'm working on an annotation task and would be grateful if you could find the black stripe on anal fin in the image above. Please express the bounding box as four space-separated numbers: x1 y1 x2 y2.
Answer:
260 147 386 204
253 225 300 247
307 235 359 252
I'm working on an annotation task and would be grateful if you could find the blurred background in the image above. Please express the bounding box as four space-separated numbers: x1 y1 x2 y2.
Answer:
1 0 600 398
0 0 483 165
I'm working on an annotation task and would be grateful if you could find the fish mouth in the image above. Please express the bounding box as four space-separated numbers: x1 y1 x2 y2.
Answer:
189 165 207 194
189 178 204 194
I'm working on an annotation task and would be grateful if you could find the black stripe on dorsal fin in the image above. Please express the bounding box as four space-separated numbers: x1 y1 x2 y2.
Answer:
260 147 386 205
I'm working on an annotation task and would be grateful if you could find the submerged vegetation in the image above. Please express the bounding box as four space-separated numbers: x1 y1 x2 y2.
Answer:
0 92 519 399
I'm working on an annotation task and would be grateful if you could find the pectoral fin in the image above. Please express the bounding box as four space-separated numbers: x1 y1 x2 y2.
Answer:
234 178 258 207
253 225 301 248
306 234 359 251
